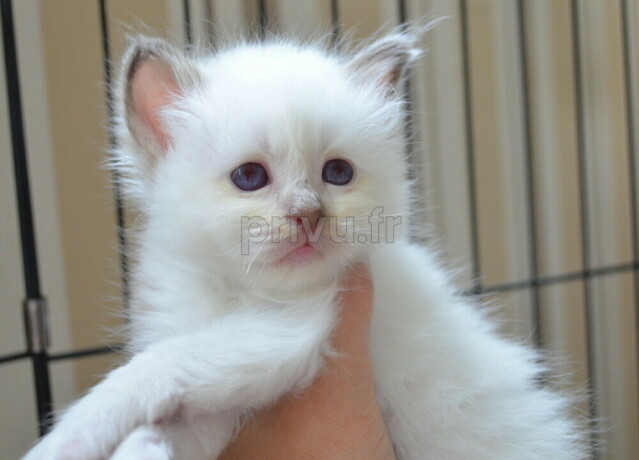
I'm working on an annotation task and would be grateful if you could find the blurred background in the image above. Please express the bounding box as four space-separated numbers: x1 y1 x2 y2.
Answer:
1 0 638 458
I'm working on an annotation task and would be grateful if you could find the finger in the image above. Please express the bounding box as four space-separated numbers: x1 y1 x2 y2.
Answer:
340 259 374 300
332 260 375 363
341 260 374 309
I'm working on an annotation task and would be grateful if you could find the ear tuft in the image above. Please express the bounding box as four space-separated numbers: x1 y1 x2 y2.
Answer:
348 19 443 96
121 37 201 153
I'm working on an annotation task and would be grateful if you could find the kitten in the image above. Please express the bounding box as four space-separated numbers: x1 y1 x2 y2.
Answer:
23 25 587 460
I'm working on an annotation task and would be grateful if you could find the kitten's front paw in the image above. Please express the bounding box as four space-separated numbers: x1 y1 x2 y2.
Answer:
110 426 172 460
22 421 110 460
23 437 90 460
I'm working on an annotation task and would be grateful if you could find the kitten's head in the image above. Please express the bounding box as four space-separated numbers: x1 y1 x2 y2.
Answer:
115 28 422 292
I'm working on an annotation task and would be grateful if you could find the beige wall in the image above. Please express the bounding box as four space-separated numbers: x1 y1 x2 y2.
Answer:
0 1 78 457
40 0 123 395
1 0 638 458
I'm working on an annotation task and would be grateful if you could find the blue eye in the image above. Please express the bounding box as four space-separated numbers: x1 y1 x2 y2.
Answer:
231 162 269 191
322 159 353 186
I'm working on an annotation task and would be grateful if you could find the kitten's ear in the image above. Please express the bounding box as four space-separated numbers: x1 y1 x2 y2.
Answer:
347 27 424 97
122 37 201 153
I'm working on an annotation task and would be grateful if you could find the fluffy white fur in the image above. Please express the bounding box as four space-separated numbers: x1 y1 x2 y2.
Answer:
24 26 587 460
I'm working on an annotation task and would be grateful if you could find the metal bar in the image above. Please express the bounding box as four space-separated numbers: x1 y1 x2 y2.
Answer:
396 0 416 181
2 3 39 299
183 0 193 45
570 0 599 455
31 353 53 432
23 298 49 354
258 0 268 39
398 0 407 24
1 0 53 435
49 344 125 362
463 261 639 296
99 0 129 312
0 350 29 364
619 0 639 428
203 0 215 46
515 0 542 349
459 0 483 295
330 0 340 48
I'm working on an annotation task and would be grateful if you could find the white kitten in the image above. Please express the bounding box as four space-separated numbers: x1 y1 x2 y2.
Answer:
23 26 587 460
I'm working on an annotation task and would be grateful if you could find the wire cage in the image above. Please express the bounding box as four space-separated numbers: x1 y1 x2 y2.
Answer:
1 0 638 458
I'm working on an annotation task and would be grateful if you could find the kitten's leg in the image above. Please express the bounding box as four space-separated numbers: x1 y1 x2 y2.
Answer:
22 307 335 460
108 426 172 460
110 412 237 460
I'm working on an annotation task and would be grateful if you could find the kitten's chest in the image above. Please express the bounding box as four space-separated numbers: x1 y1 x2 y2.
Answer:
128 281 242 348
129 279 335 350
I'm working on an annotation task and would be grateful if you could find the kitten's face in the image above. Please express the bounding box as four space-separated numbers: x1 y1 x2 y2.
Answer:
122 36 417 291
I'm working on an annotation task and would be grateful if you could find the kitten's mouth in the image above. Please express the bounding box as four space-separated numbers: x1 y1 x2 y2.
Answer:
277 242 322 266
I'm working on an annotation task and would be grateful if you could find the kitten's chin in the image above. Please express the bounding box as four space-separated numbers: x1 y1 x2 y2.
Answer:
247 247 357 294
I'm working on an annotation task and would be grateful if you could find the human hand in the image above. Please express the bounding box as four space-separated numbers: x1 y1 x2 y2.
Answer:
219 261 396 459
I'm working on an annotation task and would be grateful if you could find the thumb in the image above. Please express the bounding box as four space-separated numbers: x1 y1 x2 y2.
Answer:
333 260 375 363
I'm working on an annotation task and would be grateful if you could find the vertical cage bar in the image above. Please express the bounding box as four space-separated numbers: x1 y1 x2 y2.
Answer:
1 0 53 435
258 0 268 39
397 0 415 175
515 0 542 348
398 0 407 24
2 0 39 299
569 0 600 454
183 0 193 45
203 0 215 46
98 0 129 311
619 0 639 423
459 0 482 294
330 0 340 47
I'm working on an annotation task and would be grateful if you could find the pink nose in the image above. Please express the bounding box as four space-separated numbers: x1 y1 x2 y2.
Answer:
290 208 322 233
